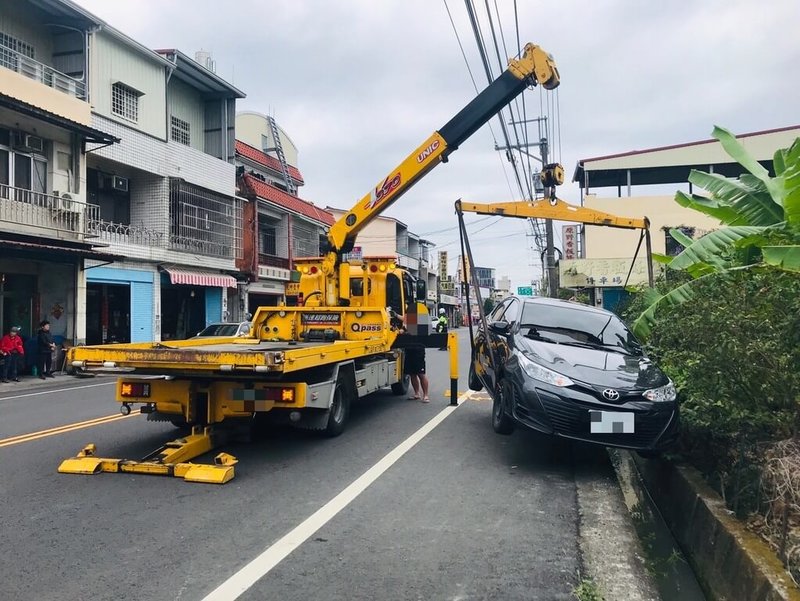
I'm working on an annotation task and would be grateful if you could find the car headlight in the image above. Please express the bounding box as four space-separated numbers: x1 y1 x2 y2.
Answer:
642 381 677 403
519 354 573 387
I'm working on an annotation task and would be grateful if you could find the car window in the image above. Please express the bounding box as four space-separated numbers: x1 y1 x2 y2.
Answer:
197 324 238 337
488 299 510 321
519 302 643 356
501 299 521 325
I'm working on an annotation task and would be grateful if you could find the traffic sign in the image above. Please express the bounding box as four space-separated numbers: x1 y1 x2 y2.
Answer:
517 286 533 296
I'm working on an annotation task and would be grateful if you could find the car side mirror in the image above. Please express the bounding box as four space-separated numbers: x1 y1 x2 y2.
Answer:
489 320 511 335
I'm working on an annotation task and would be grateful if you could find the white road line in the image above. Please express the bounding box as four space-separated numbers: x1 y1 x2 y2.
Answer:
0 381 115 401
202 390 475 601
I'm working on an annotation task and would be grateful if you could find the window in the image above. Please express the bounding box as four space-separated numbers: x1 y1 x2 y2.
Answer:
170 116 190 145
0 33 34 58
111 83 140 122
501 299 521 325
259 225 277 255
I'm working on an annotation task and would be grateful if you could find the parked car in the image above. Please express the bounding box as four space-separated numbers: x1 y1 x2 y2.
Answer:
193 322 252 338
469 296 678 455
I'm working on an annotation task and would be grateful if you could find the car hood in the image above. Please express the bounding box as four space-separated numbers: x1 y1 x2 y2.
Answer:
516 335 669 390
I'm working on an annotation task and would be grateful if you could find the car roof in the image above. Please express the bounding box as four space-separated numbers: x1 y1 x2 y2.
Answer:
512 295 616 318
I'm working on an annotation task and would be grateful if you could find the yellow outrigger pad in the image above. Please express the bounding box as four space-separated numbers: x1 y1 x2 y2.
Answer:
58 429 238 484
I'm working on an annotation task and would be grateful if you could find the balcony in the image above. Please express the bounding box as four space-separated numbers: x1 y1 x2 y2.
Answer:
258 253 290 270
0 184 96 239
88 218 165 247
0 46 86 100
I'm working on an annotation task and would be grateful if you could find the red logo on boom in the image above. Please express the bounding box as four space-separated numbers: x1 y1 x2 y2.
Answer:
366 173 401 209
416 139 440 163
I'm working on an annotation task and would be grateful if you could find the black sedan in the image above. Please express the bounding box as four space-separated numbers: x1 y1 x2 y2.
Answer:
469 296 678 454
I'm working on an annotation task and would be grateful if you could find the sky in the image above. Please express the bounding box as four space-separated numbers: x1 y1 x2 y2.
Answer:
73 0 800 292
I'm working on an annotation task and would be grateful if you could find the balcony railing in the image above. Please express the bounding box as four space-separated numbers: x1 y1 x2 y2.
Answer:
88 217 165 247
0 45 86 99
0 184 96 237
258 253 290 269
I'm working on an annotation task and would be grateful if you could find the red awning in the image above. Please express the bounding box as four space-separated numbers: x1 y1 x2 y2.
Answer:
164 268 237 288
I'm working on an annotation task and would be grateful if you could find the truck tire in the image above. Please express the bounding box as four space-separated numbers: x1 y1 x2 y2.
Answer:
391 374 410 395
468 361 483 391
324 383 350 437
492 379 515 435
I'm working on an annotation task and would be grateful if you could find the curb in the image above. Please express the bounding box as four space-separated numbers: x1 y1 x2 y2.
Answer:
634 455 800 601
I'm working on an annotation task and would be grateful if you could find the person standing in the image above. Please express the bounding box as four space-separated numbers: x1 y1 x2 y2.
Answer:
436 308 449 350
36 320 56 379
403 344 430 403
1 326 24 383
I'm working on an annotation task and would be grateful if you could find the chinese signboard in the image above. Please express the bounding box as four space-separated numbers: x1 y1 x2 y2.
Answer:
562 225 577 259
438 251 448 280
559 258 662 288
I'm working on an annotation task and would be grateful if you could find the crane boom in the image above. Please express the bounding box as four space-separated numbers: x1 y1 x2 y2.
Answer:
320 43 560 298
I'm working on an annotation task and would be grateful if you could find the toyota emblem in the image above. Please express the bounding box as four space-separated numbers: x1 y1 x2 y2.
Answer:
602 389 620 401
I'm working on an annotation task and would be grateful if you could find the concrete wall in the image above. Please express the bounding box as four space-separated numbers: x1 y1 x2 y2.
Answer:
90 31 166 139
167 77 205 152
235 112 299 167
583 194 721 259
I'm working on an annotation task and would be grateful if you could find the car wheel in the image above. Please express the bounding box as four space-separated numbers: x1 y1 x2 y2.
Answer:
468 360 483 391
391 374 410 395
492 379 515 435
324 383 351 437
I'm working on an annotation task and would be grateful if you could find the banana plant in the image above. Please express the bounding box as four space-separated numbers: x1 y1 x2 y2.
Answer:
632 126 800 338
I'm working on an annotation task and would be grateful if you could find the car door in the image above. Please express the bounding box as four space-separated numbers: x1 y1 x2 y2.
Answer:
489 298 520 384
475 299 513 393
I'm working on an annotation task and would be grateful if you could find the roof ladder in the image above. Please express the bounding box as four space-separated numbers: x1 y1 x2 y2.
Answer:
265 115 297 196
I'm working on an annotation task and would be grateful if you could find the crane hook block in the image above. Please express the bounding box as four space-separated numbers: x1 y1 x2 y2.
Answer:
540 163 565 188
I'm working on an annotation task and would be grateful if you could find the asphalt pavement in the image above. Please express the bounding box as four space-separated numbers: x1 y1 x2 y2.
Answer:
0 328 658 601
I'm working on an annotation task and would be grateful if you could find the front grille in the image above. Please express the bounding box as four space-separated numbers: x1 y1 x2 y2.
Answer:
538 392 671 448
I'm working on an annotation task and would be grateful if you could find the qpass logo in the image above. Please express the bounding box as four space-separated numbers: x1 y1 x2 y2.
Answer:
365 173 401 210
351 323 382 332
416 139 440 163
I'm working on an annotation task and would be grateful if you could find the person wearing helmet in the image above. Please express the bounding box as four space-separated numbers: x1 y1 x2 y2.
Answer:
436 308 448 350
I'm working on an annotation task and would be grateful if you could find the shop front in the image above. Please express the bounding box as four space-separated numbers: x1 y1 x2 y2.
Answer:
85 266 154 344
247 279 285 316
160 268 237 341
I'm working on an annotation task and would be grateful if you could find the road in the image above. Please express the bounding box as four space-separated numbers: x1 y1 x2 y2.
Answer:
0 328 655 601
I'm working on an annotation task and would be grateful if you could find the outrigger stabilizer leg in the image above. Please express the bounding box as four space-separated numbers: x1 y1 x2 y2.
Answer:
58 425 238 484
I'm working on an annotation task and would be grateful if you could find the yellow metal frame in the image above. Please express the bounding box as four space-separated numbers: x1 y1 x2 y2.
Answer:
58 426 237 484
456 197 648 230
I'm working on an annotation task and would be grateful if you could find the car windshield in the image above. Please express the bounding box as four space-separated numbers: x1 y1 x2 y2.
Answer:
519 303 643 356
196 324 239 337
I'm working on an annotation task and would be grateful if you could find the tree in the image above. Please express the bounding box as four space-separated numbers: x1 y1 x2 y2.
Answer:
632 126 800 338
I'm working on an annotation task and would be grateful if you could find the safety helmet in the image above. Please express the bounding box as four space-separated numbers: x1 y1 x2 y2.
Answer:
439 308 446 315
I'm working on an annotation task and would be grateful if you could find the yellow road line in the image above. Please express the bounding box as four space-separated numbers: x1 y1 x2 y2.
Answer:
0 410 141 448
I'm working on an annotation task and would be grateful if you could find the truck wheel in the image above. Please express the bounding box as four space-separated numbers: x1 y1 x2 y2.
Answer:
492 379 515 435
324 383 350 437
391 374 410 395
468 361 483 391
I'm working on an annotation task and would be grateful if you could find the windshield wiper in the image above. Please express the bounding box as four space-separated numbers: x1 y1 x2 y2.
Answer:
522 328 560 344
557 340 637 356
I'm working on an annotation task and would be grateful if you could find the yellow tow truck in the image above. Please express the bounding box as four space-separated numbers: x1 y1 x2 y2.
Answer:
59 43 561 484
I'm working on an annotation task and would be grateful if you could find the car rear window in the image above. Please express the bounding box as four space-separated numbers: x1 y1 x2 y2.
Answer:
519 303 643 355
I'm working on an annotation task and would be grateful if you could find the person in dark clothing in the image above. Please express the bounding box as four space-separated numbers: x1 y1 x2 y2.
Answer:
36 320 56 379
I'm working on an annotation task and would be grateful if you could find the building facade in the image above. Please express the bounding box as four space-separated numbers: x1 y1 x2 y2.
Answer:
565 125 800 312
0 0 121 353
235 112 333 314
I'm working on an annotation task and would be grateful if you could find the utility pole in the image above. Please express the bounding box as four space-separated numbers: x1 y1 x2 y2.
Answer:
495 116 558 297
539 136 558 298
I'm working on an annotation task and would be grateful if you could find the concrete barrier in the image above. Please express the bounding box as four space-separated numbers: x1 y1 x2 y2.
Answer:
634 455 800 601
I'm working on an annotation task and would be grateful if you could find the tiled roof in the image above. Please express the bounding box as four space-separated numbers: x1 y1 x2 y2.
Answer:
235 140 304 185
243 174 334 226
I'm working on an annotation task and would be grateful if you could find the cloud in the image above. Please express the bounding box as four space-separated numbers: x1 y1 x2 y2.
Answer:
73 0 800 291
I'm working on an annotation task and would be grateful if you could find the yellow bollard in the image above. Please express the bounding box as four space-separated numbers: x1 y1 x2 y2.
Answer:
448 331 458 405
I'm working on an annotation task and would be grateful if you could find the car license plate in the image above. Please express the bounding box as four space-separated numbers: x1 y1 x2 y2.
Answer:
589 410 634 434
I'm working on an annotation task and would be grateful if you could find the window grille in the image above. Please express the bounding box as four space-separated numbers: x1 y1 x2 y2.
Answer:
170 116 190 145
112 83 139 122
0 32 34 58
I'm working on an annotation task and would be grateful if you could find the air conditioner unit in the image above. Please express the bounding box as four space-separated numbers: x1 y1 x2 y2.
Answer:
111 175 129 192
53 193 75 212
14 132 44 153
